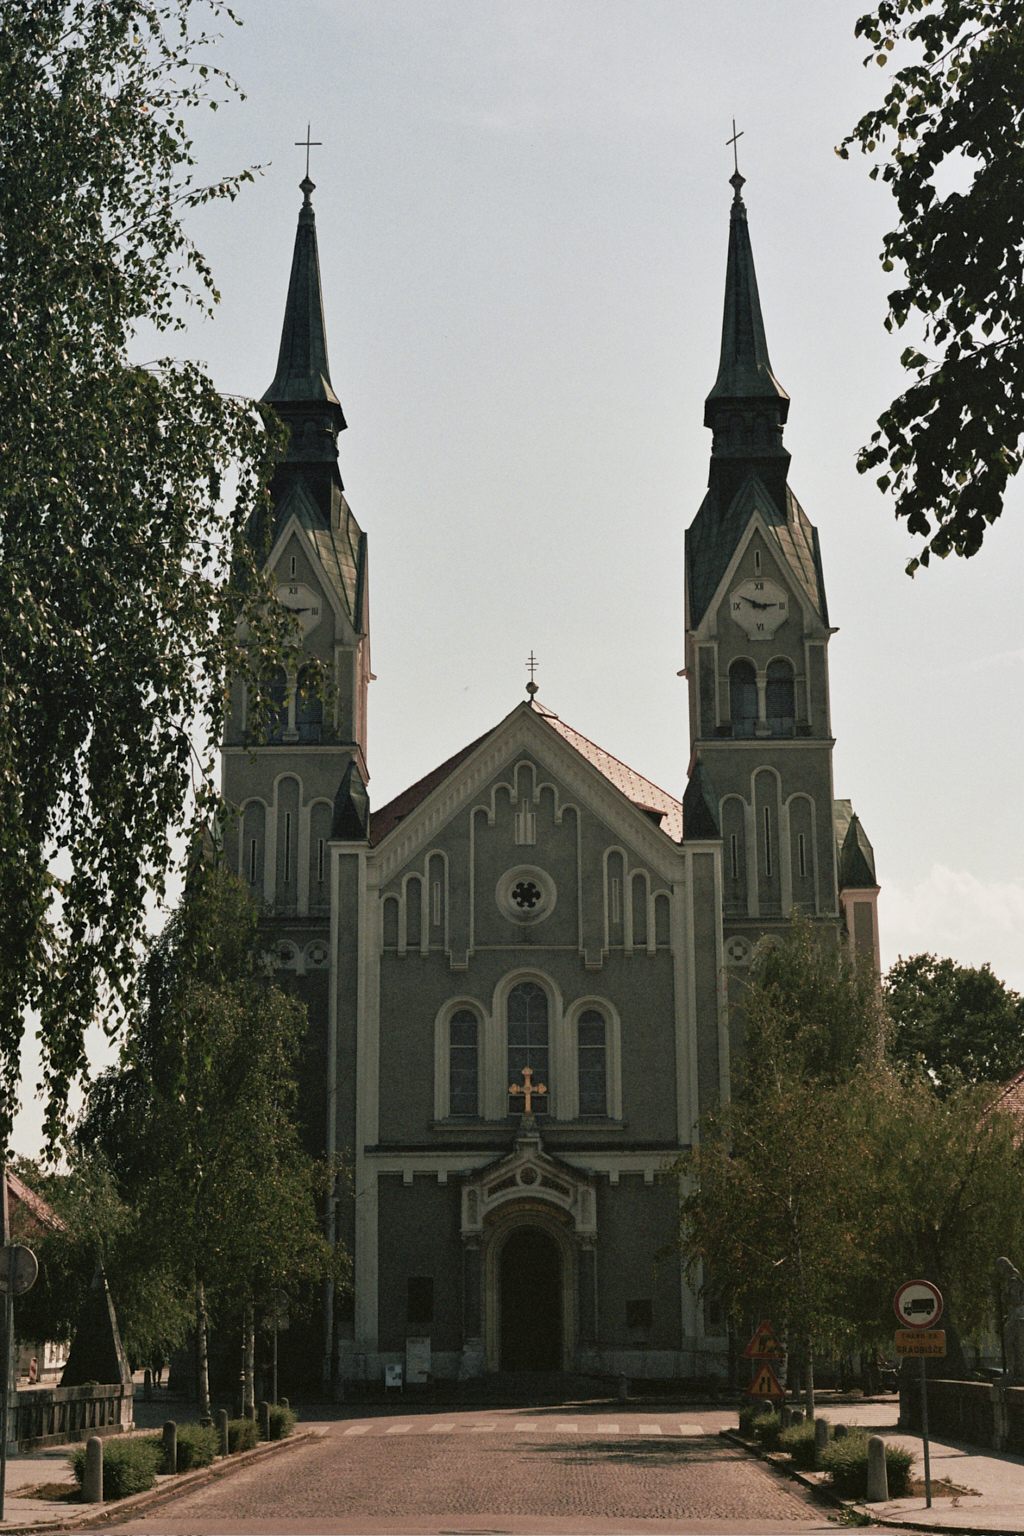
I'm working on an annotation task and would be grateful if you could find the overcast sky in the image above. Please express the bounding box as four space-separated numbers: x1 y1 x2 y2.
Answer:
13 0 1024 1155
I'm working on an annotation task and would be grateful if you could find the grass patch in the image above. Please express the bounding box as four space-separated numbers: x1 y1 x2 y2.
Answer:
68 1435 162 1501
819 1430 914 1499
227 1416 260 1454
268 1404 296 1440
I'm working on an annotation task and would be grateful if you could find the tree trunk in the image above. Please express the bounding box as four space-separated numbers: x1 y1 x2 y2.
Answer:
803 1345 815 1419
195 1278 211 1420
243 1299 255 1415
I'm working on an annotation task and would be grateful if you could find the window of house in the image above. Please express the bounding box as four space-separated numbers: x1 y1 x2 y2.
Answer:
407 1277 433 1331
766 658 795 736
449 1010 479 1117
729 659 757 739
295 666 323 743
507 982 549 1114
577 1010 608 1116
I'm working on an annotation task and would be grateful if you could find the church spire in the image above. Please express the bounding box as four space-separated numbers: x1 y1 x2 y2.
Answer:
703 172 790 513
261 176 346 437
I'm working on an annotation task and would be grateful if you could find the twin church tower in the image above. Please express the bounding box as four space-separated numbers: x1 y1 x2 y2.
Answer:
221 165 880 1391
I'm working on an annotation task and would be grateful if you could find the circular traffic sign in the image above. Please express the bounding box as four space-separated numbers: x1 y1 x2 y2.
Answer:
894 1279 943 1329
0 1244 38 1297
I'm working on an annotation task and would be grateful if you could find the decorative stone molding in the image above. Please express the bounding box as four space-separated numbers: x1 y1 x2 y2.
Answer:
460 1122 597 1238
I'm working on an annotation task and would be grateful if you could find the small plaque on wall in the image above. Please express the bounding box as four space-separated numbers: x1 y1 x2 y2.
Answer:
406 1336 431 1384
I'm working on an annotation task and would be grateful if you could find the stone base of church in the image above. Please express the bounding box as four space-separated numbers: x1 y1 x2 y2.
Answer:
336 1343 728 1385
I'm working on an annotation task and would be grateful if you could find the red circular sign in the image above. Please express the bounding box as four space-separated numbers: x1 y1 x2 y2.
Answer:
894 1279 943 1329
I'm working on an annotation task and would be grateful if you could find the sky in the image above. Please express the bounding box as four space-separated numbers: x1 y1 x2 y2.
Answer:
12 0 1024 1154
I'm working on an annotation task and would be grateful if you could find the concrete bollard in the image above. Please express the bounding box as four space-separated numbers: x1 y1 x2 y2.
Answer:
162 1420 177 1476
866 1435 888 1502
814 1416 830 1468
143 1368 153 1402
834 1422 848 1440
780 1405 792 1428
618 1375 629 1402
259 1400 271 1440
791 1408 803 1426
83 1436 103 1503
217 1408 229 1457
280 1396 289 1413
200 1415 212 1430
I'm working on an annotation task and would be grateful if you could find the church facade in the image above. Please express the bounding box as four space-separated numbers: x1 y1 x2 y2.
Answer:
221 166 880 1389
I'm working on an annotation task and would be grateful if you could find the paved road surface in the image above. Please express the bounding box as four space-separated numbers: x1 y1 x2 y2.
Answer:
98 1407 843 1536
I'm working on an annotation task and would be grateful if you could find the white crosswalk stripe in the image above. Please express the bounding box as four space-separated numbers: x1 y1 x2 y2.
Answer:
385 1424 412 1433
429 1422 455 1433
678 1424 704 1435
596 1423 619 1433
343 1425 369 1435
471 1423 498 1432
638 1423 662 1434
556 1422 578 1432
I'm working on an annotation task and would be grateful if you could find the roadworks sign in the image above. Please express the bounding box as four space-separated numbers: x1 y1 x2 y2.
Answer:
744 1321 785 1359
895 1329 946 1357
747 1363 784 1398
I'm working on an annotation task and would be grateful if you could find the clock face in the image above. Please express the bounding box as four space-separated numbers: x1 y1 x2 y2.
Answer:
276 581 322 635
730 578 788 640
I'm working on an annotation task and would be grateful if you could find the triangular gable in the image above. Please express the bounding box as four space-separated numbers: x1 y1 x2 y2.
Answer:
267 485 365 636
369 701 684 881
686 473 827 632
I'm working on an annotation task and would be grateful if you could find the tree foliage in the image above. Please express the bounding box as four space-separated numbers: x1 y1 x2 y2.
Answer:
886 952 1024 1092
0 0 298 1151
840 2 1024 572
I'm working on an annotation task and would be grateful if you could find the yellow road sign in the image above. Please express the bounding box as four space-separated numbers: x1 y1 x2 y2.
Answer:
747 1363 784 1398
895 1329 946 1357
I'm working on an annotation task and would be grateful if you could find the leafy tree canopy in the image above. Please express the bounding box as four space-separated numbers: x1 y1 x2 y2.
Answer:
840 1 1024 573
0 0 297 1151
886 952 1024 1091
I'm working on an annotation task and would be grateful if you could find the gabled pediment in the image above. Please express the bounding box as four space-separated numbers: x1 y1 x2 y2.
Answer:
370 701 684 884
267 501 360 645
461 1125 596 1237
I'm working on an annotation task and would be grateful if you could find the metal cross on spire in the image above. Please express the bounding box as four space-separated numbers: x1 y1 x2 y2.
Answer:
295 124 322 181
526 651 539 699
727 118 746 198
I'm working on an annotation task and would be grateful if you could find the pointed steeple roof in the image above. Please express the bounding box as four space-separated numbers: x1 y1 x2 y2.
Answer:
261 177 346 431
702 173 791 514
706 173 789 411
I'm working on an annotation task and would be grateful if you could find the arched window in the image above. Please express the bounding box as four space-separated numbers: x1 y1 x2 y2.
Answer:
263 667 289 743
578 1010 608 1116
449 1009 479 1117
729 659 757 739
766 659 795 737
507 982 549 1115
295 666 323 743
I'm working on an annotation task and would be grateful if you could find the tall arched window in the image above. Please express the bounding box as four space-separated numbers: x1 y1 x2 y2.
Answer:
295 666 323 743
766 659 795 737
729 659 758 739
507 982 549 1115
449 1009 479 1117
577 1010 608 1116
265 667 289 743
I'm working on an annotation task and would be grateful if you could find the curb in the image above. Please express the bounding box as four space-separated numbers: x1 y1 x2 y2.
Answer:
1 1427 322 1535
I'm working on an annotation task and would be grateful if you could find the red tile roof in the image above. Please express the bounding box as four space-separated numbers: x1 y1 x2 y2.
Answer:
368 702 683 846
6 1171 64 1233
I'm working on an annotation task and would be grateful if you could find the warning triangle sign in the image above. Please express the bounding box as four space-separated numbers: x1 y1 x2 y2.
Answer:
747 1363 783 1398
744 1321 785 1359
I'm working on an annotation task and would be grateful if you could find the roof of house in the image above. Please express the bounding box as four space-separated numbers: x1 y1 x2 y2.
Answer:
6 1170 64 1233
368 701 684 846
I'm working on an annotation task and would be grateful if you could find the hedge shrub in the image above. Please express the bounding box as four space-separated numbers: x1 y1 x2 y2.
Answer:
175 1422 219 1471
779 1417 820 1469
820 1430 914 1498
750 1410 783 1452
738 1403 774 1437
228 1417 260 1454
268 1404 296 1441
68 1435 162 1500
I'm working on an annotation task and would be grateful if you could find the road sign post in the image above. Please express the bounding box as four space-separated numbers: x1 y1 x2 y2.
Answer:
894 1280 943 1509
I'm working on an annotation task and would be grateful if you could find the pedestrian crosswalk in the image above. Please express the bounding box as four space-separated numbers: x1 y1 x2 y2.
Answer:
342 1417 705 1438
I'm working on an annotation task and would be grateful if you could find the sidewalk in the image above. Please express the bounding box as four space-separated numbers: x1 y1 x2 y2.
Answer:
0 1445 79 1531
770 1400 1024 1533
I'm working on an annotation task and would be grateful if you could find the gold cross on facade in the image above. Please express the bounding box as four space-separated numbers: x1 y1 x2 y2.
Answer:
509 1064 547 1114
295 124 322 180
727 118 744 176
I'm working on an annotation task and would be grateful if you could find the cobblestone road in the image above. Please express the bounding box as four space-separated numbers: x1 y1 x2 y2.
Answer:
101 1408 838 1535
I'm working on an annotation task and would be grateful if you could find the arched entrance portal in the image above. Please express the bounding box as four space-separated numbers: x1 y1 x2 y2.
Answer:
499 1227 561 1371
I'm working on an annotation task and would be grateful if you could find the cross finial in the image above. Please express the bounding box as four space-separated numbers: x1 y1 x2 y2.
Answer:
526 652 539 699
727 118 746 200
509 1064 547 1116
295 124 322 200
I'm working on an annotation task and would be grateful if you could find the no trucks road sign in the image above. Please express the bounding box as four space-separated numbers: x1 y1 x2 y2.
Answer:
894 1279 943 1329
